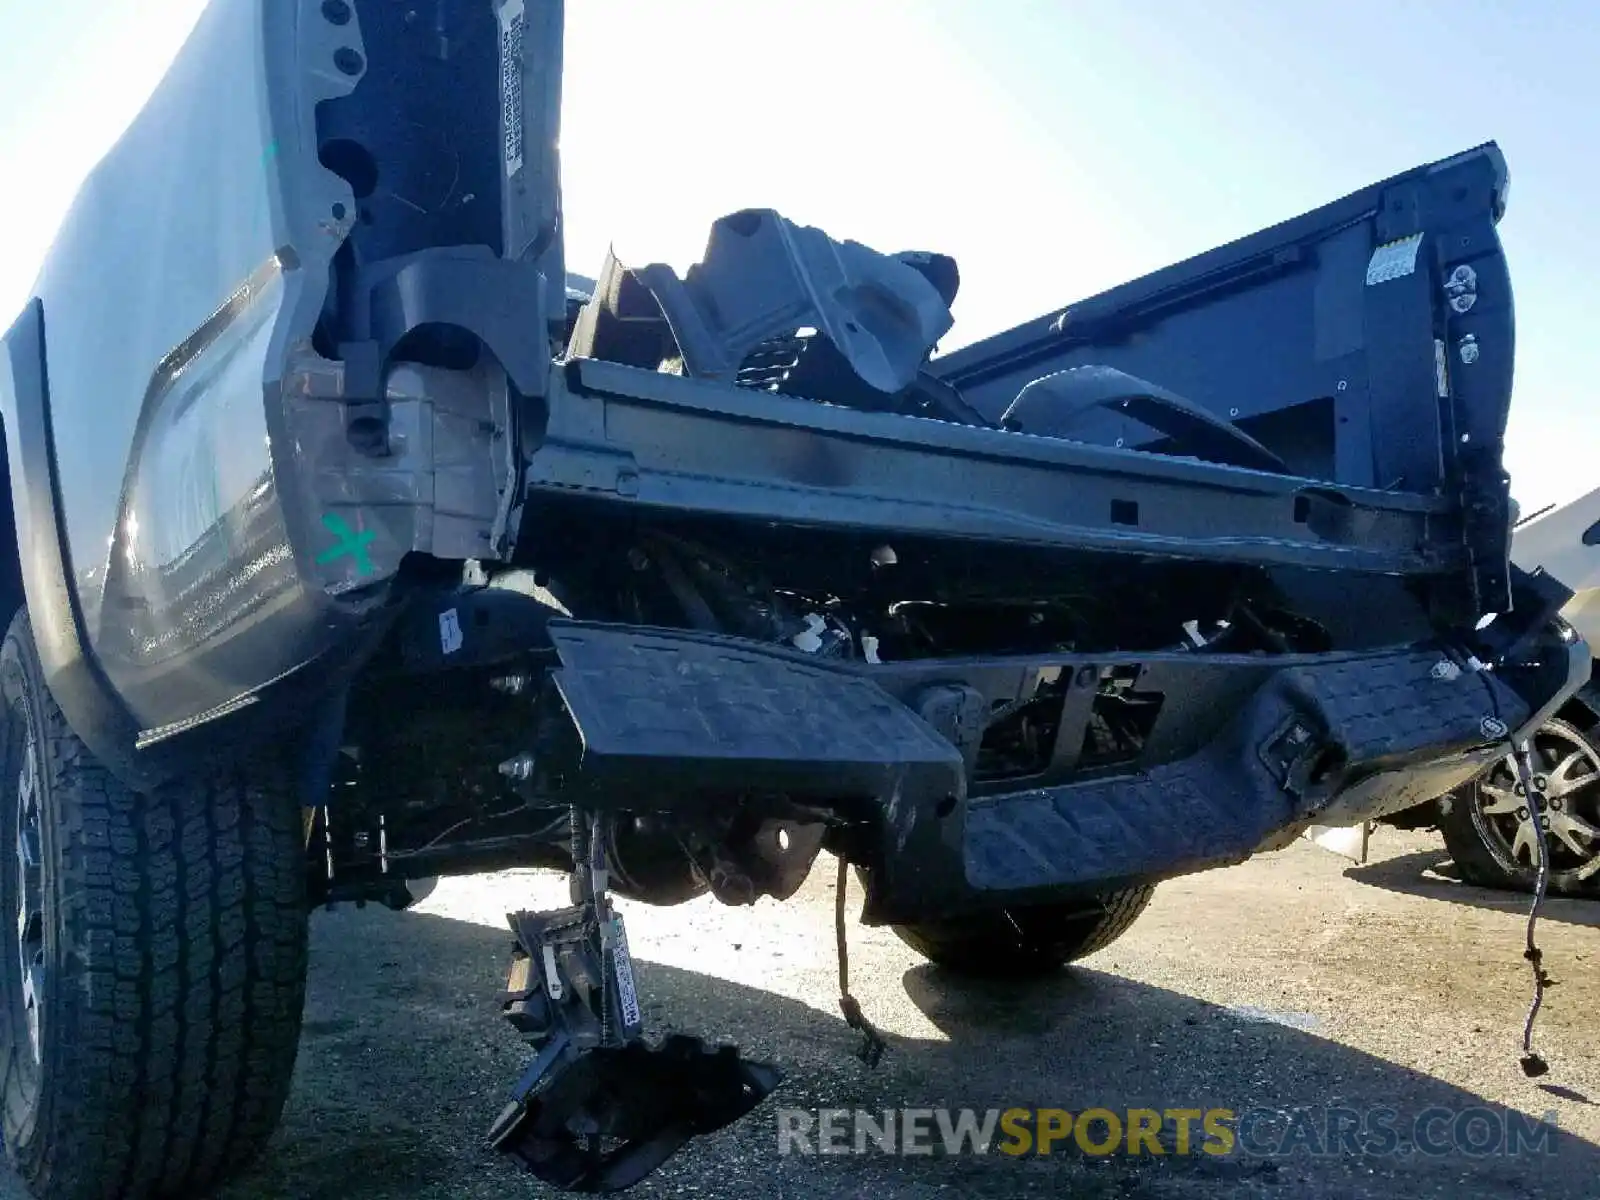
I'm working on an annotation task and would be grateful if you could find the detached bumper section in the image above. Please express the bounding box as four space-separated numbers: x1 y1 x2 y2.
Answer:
544 622 1550 923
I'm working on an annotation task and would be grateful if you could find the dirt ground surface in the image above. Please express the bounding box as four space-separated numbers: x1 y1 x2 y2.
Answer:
17 828 1598 1199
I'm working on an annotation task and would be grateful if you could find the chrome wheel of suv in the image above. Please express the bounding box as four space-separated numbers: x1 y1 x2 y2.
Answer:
1440 717 1600 895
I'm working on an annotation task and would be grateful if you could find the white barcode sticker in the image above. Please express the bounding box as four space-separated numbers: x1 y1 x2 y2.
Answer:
498 0 526 178
1365 233 1423 286
611 916 642 1029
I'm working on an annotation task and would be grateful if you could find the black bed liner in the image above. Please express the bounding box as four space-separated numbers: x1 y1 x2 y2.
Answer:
932 143 1515 612
529 145 1515 626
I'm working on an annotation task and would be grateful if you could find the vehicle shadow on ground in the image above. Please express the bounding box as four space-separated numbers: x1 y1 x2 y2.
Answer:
1344 850 1600 928
215 905 1600 1200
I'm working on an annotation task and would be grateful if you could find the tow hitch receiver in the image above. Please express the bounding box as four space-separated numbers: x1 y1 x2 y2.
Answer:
489 814 782 1191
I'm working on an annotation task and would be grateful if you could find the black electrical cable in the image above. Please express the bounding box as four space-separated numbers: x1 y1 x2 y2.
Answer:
1510 741 1555 1077
834 857 887 1067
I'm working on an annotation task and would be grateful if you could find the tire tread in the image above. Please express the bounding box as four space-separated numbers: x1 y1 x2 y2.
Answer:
892 884 1157 977
4 613 307 1199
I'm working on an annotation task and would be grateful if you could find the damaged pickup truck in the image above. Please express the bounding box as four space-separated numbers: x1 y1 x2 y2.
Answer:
0 1 1586 1196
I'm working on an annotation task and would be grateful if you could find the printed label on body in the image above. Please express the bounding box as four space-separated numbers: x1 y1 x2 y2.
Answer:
498 0 527 177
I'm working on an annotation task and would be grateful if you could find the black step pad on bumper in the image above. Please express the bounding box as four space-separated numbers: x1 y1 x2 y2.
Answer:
544 623 1529 921
963 649 1526 902
546 623 964 803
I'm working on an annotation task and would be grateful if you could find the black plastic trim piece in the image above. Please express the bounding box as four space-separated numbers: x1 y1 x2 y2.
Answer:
1001 365 1287 473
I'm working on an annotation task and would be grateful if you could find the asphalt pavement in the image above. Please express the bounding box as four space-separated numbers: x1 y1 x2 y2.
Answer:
11 828 1597 1199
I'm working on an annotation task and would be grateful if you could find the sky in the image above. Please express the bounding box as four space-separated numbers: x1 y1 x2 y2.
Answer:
0 0 1595 512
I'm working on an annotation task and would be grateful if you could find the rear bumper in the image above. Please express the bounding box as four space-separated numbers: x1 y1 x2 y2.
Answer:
543 617 1587 925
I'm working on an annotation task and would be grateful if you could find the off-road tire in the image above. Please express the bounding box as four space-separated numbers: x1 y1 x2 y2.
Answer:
892 885 1157 977
0 610 309 1198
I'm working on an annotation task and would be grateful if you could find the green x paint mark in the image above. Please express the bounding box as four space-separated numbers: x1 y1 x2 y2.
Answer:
314 513 376 575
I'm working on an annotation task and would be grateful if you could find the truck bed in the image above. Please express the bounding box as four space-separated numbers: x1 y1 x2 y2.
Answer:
0 0 1561 799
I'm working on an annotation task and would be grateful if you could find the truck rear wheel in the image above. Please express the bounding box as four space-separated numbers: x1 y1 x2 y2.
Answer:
0 611 309 1198
892 885 1156 977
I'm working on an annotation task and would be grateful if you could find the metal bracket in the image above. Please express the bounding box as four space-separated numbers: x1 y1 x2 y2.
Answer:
489 811 782 1191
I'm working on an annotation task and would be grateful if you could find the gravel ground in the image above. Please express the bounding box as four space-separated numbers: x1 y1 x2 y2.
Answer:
20 827 1595 1200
